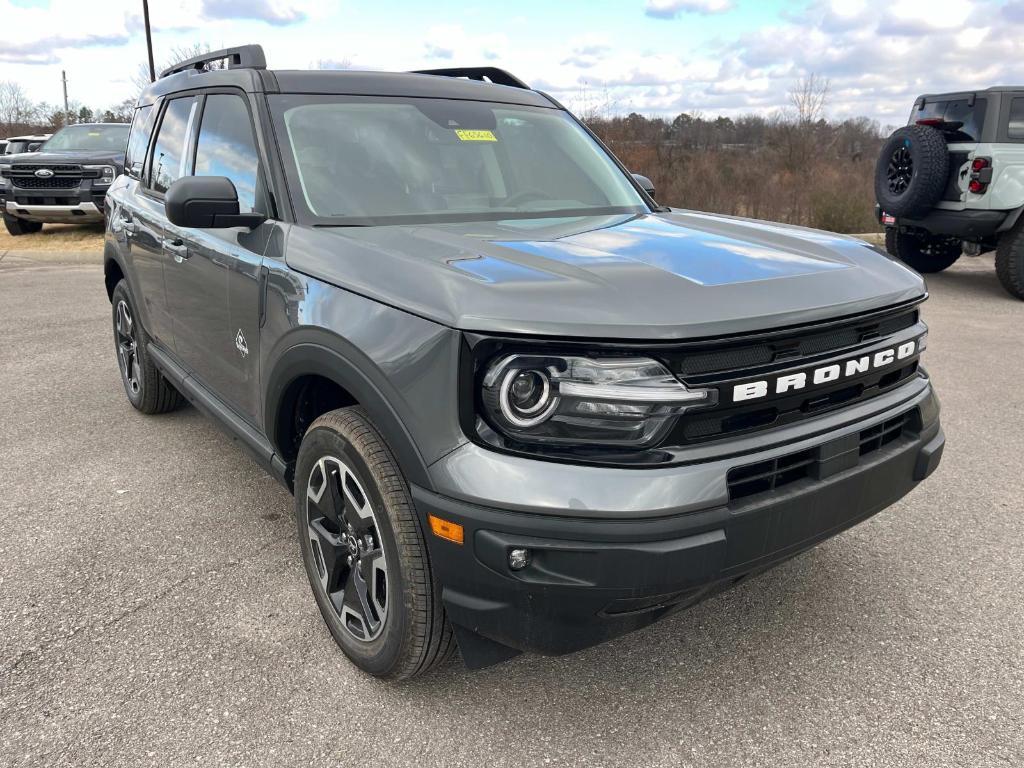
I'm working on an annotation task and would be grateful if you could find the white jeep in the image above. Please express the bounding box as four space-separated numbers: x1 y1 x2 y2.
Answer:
875 87 1024 300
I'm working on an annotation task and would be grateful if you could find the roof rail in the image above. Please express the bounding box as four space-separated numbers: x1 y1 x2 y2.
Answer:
159 44 266 79
411 67 530 90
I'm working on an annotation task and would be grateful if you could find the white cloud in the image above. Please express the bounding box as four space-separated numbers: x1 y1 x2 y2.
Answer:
645 0 735 18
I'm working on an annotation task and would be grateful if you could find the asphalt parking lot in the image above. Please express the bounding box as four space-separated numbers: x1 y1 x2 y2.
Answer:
1 253 1022 768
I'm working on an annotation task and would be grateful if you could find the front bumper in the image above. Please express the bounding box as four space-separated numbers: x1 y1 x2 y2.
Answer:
4 199 103 223
415 380 943 667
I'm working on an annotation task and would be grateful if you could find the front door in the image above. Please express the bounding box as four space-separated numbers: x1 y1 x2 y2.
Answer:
162 92 269 423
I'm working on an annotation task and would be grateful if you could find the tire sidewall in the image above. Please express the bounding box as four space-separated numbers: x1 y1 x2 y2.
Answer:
875 125 948 218
294 422 410 677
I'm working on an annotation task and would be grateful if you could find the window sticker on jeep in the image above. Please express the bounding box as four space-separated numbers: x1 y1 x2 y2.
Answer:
454 129 497 142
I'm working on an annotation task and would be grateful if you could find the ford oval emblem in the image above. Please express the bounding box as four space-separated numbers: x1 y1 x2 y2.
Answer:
34 168 54 178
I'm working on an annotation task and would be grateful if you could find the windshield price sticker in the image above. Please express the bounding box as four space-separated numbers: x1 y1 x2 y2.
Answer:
455 129 497 142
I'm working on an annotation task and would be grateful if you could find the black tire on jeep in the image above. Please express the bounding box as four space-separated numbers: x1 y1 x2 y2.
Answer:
885 227 962 273
294 407 455 680
995 224 1024 300
111 279 186 414
874 125 949 219
3 214 43 236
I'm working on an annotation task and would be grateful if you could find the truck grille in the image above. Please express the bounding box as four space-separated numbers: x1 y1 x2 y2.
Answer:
727 411 914 501
664 304 924 446
3 163 85 191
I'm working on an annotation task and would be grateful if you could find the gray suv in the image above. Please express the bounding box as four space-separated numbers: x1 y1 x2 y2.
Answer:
104 45 944 680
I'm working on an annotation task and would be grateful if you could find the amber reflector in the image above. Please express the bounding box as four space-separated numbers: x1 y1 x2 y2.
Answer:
428 514 464 545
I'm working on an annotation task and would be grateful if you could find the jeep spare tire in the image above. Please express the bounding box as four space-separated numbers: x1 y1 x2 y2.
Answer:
874 125 949 219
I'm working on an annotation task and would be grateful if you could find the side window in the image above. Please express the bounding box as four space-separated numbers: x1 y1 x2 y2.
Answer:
1009 98 1024 140
193 94 261 213
149 96 197 195
125 105 155 178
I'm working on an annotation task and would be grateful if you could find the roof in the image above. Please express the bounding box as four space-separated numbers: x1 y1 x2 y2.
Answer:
137 44 553 109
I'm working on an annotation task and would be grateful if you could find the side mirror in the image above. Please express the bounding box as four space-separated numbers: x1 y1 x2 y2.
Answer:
27 143 42 152
164 176 265 229
632 173 655 198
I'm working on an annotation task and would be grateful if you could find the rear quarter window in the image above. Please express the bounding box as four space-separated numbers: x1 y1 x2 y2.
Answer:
1008 98 1024 139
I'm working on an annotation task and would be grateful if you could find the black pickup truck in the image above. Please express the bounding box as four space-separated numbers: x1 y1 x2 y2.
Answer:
0 123 128 235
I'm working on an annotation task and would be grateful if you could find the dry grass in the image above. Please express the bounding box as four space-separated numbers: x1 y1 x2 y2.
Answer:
0 222 104 252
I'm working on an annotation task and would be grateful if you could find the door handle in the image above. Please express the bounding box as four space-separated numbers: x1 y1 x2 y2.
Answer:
163 237 190 263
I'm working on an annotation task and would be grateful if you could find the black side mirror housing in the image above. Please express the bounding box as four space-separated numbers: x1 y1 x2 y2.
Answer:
27 143 41 152
164 176 265 229
631 173 656 198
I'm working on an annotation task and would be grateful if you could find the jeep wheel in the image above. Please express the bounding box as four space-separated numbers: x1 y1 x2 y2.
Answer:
996 225 1024 300
3 214 43 236
294 407 454 680
111 280 185 413
874 125 949 219
885 228 962 273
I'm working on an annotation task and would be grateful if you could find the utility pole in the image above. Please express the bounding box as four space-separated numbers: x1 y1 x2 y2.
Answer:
62 70 69 125
142 0 156 82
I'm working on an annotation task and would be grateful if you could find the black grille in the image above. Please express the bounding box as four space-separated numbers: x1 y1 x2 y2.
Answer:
4 163 86 191
727 411 914 501
11 176 80 189
665 304 924 446
675 308 918 377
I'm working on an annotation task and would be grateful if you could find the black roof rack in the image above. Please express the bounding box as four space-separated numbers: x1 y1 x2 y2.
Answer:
159 44 266 79
410 67 530 90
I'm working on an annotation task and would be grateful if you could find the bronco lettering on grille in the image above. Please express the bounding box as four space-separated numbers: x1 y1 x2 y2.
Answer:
732 339 919 403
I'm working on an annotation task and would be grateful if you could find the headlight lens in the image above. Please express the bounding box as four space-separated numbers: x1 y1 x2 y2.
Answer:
85 165 116 184
480 354 715 447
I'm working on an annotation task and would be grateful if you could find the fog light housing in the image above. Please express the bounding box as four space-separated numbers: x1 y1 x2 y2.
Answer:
508 547 530 571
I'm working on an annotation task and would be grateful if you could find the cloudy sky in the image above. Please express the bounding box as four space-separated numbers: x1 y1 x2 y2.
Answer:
2 0 1023 126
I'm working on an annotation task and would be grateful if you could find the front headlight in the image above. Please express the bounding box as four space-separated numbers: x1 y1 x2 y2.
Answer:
479 354 715 448
84 165 116 185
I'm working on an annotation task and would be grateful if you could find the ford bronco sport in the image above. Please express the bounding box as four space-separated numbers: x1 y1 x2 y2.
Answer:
0 124 127 235
875 87 1024 299
104 45 944 680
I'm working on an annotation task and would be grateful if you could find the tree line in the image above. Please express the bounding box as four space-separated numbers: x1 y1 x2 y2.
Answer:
0 80 134 136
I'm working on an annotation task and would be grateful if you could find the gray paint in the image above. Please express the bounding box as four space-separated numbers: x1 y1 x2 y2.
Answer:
284 210 924 340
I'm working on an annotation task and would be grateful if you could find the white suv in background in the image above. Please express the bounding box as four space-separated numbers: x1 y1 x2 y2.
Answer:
875 87 1024 300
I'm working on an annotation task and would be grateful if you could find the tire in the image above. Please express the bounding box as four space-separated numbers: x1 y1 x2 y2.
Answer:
3 214 43 236
294 407 454 680
996 225 1024 300
110 280 185 414
874 125 949 219
885 227 962 273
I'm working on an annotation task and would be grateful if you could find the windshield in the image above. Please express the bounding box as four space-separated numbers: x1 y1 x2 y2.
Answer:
42 124 130 152
270 95 648 225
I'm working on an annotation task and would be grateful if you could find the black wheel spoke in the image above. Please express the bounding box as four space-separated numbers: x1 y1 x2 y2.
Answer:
115 300 141 395
305 455 389 643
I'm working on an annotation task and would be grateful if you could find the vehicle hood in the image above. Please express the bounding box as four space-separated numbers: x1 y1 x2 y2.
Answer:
284 210 925 339
4 149 125 168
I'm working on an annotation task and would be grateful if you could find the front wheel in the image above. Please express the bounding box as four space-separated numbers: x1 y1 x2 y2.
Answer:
885 228 962 273
3 214 42 236
294 407 454 680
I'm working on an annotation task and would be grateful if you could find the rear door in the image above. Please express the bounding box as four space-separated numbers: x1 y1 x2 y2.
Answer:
163 91 270 423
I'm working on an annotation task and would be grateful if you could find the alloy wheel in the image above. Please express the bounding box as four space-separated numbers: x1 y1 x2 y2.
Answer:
115 300 141 396
305 456 389 642
887 145 913 194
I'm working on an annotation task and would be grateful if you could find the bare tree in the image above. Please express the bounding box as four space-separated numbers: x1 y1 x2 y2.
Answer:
0 81 37 133
789 73 830 125
131 43 222 95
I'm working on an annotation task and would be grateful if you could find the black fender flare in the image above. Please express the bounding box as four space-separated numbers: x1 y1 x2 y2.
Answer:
103 243 128 301
263 333 433 490
997 204 1024 234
